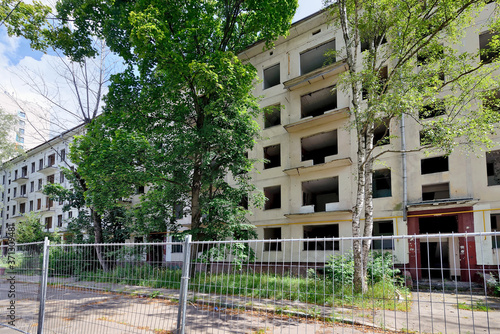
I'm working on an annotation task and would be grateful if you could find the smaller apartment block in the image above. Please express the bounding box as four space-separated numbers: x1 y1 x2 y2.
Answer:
238 5 500 281
0 125 84 247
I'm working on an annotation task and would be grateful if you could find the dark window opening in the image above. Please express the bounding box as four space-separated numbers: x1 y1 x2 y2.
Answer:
302 177 339 212
361 34 387 53
31 162 35 173
60 149 66 162
487 150 500 186
419 215 458 234
362 66 388 100
484 90 500 112
47 154 56 166
174 203 183 219
60 171 65 183
373 119 390 146
422 183 450 201
20 185 26 196
47 174 55 184
38 159 43 170
30 181 34 192
57 214 63 227
37 179 42 190
420 100 445 119
373 169 392 198
372 220 394 250
301 86 337 118
37 199 41 210
420 129 433 146
21 166 27 177
46 198 54 209
29 201 33 212
264 144 280 169
239 195 248 210
421 156 449 174
301 130 338 165
264 227 282 251
263 64 280 89
300 40 335 75
491 214 500 248
303 224 339 251
264 185 281 210
45 217 52 230
264 104 281 128
417 45 445 65
19 203 25 214
480 31 499 64
172 236 183 253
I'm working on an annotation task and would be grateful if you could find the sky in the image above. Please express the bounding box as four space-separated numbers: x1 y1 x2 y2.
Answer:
0 0 325 146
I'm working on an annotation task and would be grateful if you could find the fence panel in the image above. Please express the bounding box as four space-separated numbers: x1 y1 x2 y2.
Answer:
0 242 44 334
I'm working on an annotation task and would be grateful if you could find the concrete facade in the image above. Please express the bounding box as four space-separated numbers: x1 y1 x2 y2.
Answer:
238 5 500 280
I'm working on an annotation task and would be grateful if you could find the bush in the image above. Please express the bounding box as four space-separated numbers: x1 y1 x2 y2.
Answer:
324 251 400 286
47 247 83 277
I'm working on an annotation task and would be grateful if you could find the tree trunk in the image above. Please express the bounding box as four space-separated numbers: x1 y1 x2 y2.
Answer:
352 133 366 293
91 208 108 272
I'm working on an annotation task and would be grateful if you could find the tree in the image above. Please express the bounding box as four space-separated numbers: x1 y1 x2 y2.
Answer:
0 107 20 163
325 0 500 292
15 212 57 244
44 0 298 244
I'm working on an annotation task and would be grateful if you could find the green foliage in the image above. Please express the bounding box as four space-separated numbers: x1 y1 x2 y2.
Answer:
15 212 58 244
324 251 400 285
0 107 22 165
47 247 83 277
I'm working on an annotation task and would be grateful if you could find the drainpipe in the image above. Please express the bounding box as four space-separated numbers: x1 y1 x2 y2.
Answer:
401 113 408 223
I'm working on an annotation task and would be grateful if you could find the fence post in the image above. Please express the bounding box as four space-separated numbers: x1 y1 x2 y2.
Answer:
37 237 50 334
176 235 192 334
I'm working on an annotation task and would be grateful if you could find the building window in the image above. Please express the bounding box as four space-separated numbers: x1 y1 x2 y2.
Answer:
421 156 449 174
300 39 335 75
480 31 499 64
46 198 53 209
422 183 450 201
21 166 27 177
373 119 390 146
303 224 339 251
486 150 500 186
47 174 55 184
38 179 43 190
20 185 26 196
301 130 338 165
362 66 388 99
68 211 73 218
264 227 282 251
31 162 35 173
263 64 280 89
483 89 500 112
171 236 183 253
37 199 41 210
420 100 445 119
38 159 43 170
13 188 16 198
264 185 281 210
29 201 33 212
12 206 16 215
57 214 63 227
301 86 337 118
60 171 65 183
47 154 56 166
491 214 500 248
373 169 392 198
19 203 26 214
263 144 280 169
264 104 281 128
302 177 339 212
19 120 25 127
372 221 394 250
60 149 66 162
361 34 386 53
45 217 52 230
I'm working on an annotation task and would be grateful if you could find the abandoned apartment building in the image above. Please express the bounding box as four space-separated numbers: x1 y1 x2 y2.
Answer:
1 5 500 281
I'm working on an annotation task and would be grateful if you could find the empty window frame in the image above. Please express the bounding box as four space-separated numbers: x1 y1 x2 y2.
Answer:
264 144 281 169
38 159 43 170
420 100 445 119
37 179 43 190
483 89 500 112
264 227 282 251
60 149 66 162
29 201 33 212
37 199 41 210
300 40 335 75
45 217 52 230
263 64 280 89
373 119 390 146
422 183 450 201
301 86 337 118
21 166 27 177
47 154 56 166
60 171 65 183
362 66 388 100
264 104 281 128
421 156 449 174
303 224 339 251
487 150 500 186
46 198 54 209
47 174 55 184
480 31 499 64
19 203 25 214
31 162 35 173
264 185 281 210
373 169 392 198
301 130 338 165
361 34 387 53
491 214 500 248
372 220 394 250
302 177 339 212
57 214 63 227
20 185 26 196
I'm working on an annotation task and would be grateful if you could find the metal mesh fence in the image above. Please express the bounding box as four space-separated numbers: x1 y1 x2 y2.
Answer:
0 232 499 333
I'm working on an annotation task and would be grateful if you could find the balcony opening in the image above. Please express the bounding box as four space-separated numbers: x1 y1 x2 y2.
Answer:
264 185 281 210
21 166 27 177
264 144 280 169
301 130 338 165
45 217 52 230
420 100 445 119
263 64 280 89
302 177 339 212
47 154 56 166
264 104 281 128
57 214 63 227
20 185 26 196
373 119 390 146
419 215 458 234
264 227 282 251
301 86 337 119
421 156 449 174
300 39 335 75
480 31 499 64
19 203 25 214
422 183 450 201
303 224 339 251
47 174 55 184
371 220 394 250
373 169 392 198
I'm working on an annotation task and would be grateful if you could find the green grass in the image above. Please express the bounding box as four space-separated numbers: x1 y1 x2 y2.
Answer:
76 265 411 311
456 301 491 312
